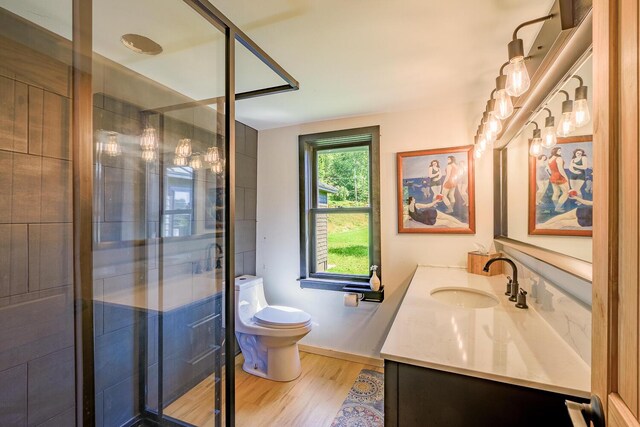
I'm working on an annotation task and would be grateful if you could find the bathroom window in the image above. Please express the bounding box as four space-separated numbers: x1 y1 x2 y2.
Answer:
163 166 195 237
299 126 381 291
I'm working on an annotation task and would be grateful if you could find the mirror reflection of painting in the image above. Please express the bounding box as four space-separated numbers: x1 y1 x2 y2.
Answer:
529 136 593 236
397 146 475 234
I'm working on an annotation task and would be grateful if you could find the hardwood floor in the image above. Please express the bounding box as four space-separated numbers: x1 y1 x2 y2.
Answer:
164 351 383 427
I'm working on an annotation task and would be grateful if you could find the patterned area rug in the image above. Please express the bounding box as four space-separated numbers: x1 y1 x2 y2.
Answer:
331 369 384 427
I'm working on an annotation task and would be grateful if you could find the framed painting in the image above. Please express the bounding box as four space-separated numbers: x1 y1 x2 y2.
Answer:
528 135 593 236
397 145 475 234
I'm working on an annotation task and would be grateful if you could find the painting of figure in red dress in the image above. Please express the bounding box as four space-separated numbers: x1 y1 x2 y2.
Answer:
397 145 475 234
528 135 593 236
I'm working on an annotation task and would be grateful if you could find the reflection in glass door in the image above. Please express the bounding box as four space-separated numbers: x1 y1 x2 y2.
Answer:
91 1 227 425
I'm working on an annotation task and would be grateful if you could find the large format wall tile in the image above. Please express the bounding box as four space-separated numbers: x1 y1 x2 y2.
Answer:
0 364 27 426
0 290 73 372
12 152 42 223
27 347 74 426
245 126 257 159
28 224 73 291
0 151 12 223
236 152 257 189
42 91 71 161
0 224 28 297
0 75 28 153
41 157 71 223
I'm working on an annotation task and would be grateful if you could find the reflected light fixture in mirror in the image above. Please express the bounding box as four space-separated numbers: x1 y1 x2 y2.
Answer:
528 122 542 156
104 131 121 157
189 154 204 170
211 158 225 174
140 126 158 151
556 90 576 137
141 149 156 163
173 155 188 166
204 146 220 163
175 138 192 158
541 108 557 148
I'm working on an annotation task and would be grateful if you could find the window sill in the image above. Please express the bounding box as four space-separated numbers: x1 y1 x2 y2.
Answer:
298 278 384 303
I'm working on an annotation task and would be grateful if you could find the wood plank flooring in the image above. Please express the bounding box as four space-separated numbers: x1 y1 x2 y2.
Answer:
164 351 383 427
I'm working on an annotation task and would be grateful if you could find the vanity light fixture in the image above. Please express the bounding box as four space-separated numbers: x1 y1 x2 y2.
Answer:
477 124 489 150
494 62 514 120
175 138 193 158
211 158 225 174
485 98 503 137
506 15 554 97
572 75 590 127
104 132 122 157
204 146 220 163
140 126 158 151
481 114 497 144
141 149 156 163
540 108 557 149
556 90 576 137
173 155 188 166
189 154 204 170
528 122 543 157
473 135 484 159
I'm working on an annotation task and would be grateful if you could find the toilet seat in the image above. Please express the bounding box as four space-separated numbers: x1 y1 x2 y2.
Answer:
254 305 311 329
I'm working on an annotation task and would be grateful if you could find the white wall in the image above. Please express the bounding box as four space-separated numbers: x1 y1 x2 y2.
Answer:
256 105 494 358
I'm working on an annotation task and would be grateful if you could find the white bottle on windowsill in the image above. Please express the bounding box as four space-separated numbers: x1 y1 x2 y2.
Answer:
370 265 381 292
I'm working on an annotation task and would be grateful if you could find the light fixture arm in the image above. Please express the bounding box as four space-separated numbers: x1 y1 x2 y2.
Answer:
571 75 584 86
543 108 555 128
512 15 555 40
558 90 570 102
543 107 553 118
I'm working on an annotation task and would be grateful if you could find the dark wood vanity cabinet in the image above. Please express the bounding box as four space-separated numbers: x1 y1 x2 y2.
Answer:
384 360 588 427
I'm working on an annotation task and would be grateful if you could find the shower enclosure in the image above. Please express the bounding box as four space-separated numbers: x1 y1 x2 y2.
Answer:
0 1 297 426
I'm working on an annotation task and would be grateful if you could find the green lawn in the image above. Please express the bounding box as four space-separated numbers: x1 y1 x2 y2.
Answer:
326 213 369 275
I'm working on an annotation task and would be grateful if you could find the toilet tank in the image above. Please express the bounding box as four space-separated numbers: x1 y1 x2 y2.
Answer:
235 275 268 324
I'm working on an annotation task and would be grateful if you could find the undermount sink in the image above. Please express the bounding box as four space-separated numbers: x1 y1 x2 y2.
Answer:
430 287 499 309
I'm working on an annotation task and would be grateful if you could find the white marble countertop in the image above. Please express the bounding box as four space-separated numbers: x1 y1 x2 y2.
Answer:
380 266 591 397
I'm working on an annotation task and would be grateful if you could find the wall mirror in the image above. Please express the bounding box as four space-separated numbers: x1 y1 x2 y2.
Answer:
501 52 593 263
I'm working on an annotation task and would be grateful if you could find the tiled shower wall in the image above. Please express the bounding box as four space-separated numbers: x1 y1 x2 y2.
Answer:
235 122 258 277
0 17 76 425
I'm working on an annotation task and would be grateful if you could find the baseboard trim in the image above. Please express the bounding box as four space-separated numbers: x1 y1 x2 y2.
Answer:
299 344 384 368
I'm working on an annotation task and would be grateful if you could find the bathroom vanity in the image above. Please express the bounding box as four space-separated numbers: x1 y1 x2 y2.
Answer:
381 266 590 427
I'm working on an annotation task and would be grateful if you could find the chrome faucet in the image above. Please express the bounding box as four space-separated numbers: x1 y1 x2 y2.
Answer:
205 243 223 271
483 257 519 302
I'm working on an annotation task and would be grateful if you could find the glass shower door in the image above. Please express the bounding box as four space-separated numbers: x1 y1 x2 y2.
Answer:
91 1 227 425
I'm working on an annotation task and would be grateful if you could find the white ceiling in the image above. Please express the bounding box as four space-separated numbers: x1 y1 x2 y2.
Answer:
1 0 555 131
215 0 556 130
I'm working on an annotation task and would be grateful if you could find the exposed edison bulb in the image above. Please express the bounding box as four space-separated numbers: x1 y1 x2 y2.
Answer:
175 138 192 158
189 154 203 170
556 112 575 137
486 111 502 136
541 126 557 149
141 149 156 163
573 98 590 127
104 132 121 157
173 156 187 166
529 139 542 157
211 159 225 174
204 146 220 163
505 59 530 97
478 134 488 151
474 145 483 159
494 89 514 120
140 127 158 151
484 127 497 144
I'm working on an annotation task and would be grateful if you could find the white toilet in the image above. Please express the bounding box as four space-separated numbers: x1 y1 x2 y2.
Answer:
235 275 312 381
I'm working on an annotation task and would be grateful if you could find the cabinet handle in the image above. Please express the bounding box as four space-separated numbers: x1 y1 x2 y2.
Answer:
187 344 221 365
565 395 604 427
188 313 220 329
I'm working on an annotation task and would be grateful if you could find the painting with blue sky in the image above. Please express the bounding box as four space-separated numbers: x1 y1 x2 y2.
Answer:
397 145 475 234
528 135 593 236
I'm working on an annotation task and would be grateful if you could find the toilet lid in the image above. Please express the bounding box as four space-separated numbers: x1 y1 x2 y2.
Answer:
254 305 311 328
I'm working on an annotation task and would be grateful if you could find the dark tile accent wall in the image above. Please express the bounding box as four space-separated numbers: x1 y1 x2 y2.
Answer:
0 12 75 426
235 122 258 276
